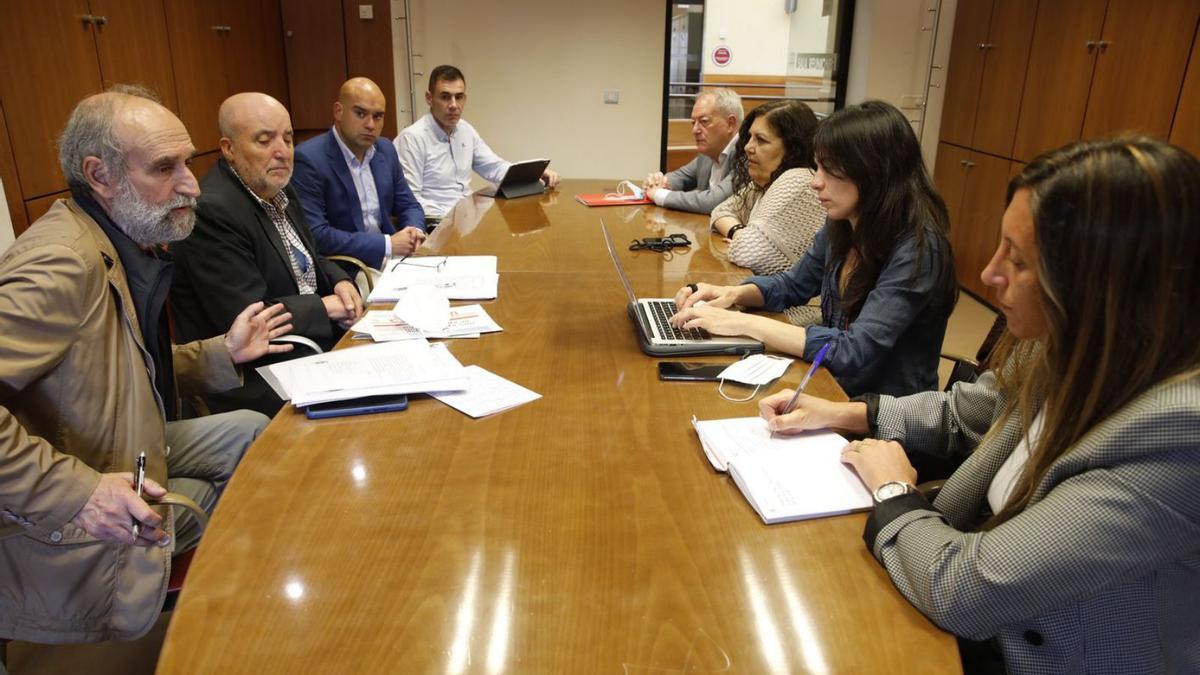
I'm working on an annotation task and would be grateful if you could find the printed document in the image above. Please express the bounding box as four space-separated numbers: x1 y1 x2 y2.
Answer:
430 366 541 418
369 256 499 302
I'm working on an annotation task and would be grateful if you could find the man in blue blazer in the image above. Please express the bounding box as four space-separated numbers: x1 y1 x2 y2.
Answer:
293 78 426 270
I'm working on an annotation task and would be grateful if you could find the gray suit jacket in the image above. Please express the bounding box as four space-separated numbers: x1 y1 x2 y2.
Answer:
869 371 1200 674
662 143 736 214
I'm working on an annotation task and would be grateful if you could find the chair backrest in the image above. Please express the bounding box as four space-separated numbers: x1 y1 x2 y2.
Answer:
942 314 1008 392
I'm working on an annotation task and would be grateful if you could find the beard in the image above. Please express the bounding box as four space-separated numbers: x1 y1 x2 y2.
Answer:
109 175 198 246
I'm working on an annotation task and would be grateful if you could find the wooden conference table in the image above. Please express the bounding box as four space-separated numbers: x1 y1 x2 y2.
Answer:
157 180 959 673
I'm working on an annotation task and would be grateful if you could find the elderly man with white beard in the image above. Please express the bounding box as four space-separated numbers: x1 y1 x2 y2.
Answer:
0 86 292 643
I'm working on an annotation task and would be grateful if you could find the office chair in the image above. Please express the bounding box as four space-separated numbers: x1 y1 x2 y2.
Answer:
328 255 376 298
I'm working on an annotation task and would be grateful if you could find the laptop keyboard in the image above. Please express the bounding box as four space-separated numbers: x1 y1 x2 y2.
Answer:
647 300 710 341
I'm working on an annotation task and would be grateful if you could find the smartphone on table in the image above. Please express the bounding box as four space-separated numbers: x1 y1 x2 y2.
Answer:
657 362 727 382
305 394 410 419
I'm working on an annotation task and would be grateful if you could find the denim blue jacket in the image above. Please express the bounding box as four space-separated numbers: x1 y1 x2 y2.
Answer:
746 223 953 397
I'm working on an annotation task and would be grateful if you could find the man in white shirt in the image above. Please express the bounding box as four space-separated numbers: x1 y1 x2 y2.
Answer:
395 65 560 220
642 88 742 214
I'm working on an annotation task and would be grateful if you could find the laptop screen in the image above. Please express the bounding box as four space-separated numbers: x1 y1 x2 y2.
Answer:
599 218 638 304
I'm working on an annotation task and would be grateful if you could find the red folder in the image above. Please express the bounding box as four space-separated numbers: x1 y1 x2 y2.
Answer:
574 193 654 207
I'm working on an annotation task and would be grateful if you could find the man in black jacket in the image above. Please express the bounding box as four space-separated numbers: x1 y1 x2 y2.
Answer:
172 93 363 416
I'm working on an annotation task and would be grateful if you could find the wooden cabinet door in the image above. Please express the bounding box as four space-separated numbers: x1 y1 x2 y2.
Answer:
164 0 228 153
956 152 1010 299
89 0 180 112
1012 0 1106 162
934 142 970 234
939 0 992 147
971 0 1038 157
1169 28 1200 157
0 1 104 198
223 0 290 108
281 0 347 130
1082 0 1200 141
343 1 396 137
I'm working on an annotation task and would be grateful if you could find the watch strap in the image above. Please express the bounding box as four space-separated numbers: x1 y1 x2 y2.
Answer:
850 393 881 436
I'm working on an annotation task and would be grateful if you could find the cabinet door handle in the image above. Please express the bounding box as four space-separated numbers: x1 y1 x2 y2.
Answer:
1098 40 1112 52
93 15 107 26
80 14 95 26
1086 40 1097 51
965 161 976 169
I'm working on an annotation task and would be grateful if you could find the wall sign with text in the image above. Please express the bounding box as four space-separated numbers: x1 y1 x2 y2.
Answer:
712 46 732 67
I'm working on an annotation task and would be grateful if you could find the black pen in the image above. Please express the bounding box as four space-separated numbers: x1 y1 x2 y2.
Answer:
132 451 146 538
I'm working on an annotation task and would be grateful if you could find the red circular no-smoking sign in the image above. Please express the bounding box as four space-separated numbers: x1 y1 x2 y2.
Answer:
712 46 732 67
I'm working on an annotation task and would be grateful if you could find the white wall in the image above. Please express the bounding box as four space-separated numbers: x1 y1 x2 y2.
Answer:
701 0 793 76
0 181 15 254
403 0 664 180
845 0 955 168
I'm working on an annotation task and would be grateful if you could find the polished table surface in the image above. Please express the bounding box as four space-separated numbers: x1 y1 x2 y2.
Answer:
157 180 959 674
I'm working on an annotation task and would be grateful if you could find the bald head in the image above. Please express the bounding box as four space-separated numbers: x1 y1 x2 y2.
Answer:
58 88 200 245
218 92 294 199
333 77 387 160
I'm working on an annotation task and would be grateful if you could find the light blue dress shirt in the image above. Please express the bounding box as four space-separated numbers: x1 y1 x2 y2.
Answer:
394 113 511 218
331 127 390 258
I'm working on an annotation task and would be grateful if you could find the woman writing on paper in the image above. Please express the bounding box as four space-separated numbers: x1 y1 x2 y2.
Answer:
672 100 957 397
760 137 1200 675
708 100 826 326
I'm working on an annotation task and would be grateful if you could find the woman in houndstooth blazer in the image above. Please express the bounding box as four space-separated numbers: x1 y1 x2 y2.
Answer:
760 137 1200 675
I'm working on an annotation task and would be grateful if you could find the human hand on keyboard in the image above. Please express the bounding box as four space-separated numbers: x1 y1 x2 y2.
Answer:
674 282 738 312
669 304 748 337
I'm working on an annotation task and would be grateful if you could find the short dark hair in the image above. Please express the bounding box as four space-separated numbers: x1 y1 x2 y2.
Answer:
428 65 465 93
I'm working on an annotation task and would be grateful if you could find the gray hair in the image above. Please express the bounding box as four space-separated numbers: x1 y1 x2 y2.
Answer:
699 87 744 125
57 84 162 191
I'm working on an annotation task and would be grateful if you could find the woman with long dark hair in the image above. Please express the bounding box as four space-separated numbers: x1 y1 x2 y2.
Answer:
673 100 957 396
760 137 1200 674
710 100 825 324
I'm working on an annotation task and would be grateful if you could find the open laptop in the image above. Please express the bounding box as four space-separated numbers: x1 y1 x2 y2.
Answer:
478 158 551 199
600 218 764 357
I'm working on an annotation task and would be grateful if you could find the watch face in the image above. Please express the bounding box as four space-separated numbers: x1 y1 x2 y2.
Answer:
874 482 908 503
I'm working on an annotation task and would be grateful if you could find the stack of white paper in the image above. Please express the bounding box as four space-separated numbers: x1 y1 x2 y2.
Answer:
692 417 872 524
349 311 427 342
430 365 541 418
368 255 499 302
349 305 503 342
257 341 470 407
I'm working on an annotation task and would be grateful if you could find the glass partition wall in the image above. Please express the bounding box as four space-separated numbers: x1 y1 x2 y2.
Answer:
660 0 855 171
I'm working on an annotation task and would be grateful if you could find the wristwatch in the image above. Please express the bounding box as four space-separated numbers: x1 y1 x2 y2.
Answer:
872 480 912 505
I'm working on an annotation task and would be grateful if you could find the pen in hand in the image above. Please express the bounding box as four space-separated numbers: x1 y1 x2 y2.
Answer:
132 451 146 539
771 343 833 439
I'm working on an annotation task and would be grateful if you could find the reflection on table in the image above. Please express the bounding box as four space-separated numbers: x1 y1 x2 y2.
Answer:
157 180 959 674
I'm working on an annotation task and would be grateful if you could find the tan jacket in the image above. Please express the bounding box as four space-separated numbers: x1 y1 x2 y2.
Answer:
0 199 240 643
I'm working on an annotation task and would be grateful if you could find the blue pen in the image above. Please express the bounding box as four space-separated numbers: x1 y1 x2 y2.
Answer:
771 343 833 438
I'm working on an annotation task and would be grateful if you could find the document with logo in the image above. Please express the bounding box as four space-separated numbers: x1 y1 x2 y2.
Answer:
692 417 872 524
